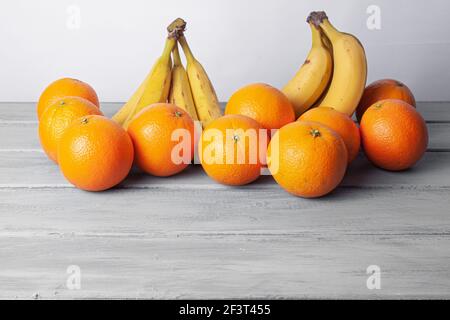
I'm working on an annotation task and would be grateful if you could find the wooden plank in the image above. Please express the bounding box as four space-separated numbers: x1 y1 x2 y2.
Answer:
427 123 450 150
1 186 449 236
415 102 450 122
0 102 449 122
0 102 120 122
0 187 449 299
0 121 449 151
0 151 449 189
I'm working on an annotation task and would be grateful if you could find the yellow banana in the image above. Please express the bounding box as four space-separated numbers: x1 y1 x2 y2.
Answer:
169 43 199 121
320 28 333 53
114 35 176 129
308 29 334 110
310 11 367 116
112 69 153 125
282 21 333 117
178 35 222 128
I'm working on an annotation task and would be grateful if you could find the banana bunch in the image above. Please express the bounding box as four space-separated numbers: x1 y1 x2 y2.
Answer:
283 11 367 117
112 18 222 129
112 33 176 129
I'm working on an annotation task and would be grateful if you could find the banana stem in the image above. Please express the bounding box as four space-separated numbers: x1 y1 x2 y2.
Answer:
309 22 322 48
167 18 186 34
162 37 177 60
307 11 340 41
172 43 183 67
178 36 196 64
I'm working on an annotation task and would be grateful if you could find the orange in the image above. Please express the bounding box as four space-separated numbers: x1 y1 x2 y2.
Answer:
356 79 416 122
199 114 268 186
267 121 347 198
299 107 360 163
37 78 100 120
127 103 194 177
360 99 428 171
225 83 295 129
58 115 134 191
39 97 103 163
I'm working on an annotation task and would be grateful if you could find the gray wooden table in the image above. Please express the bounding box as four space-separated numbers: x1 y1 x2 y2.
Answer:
0 102 449 299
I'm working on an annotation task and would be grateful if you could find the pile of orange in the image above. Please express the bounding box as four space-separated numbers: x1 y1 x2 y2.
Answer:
38 78 134 191
216 80 428 197
37 76 428 198
37 78 198 191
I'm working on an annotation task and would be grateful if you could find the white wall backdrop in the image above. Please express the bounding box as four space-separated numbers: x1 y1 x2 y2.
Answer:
1 0 449 102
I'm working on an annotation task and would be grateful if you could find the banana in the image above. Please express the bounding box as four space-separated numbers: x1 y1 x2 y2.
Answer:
169 43 199 121
307 29 334 110
310 11 367 116
178 35 222 128
111 69 153 125
282 21 333 117
113 35 176 129
320 28 333 53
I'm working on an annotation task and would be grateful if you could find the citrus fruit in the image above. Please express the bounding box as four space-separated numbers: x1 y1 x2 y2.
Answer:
37 78 99 119
58 115 134 191
225 83 295 129
356 79 415 122
267 121 347 198
127 103 194 177
299 106 360 163
360 99 428 171
39 96 103 163
199 114 268 186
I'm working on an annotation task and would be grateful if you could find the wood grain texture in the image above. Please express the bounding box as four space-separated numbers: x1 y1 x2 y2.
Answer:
0 151 449 189
1 187 449 299
0 102 449 299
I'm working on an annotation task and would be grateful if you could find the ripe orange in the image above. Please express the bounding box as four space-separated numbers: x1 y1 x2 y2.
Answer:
199 114 267 186
39 97 103 163
267 121 347 198
356 79 416 122
299 107 360 163
58 115 134 191
360 99 428 171
37 78 100 120
225 83 295 129
127 103 194 177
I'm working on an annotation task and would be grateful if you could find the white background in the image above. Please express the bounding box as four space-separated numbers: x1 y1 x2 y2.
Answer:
1 0 449 102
